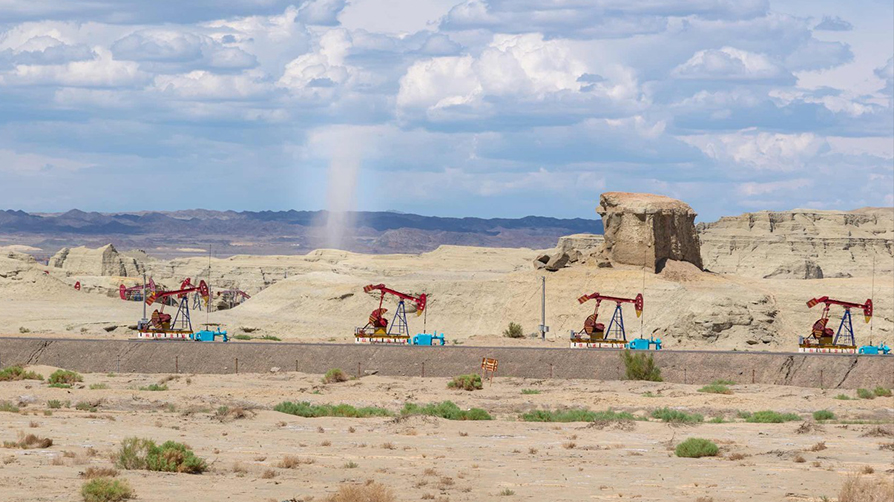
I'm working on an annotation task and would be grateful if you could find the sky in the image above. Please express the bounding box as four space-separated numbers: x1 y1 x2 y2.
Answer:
0 0 891 221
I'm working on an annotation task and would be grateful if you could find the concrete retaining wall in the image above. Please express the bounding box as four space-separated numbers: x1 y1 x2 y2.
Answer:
0 338 891 389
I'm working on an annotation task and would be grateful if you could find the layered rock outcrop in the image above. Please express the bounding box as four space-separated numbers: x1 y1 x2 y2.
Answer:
597 192 702 272
50 244 144 277
698 208 894 278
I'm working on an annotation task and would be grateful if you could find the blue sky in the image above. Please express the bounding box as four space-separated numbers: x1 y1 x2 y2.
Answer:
0 0 891 221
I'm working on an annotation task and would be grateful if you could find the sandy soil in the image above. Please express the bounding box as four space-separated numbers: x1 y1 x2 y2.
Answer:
1 366 892 501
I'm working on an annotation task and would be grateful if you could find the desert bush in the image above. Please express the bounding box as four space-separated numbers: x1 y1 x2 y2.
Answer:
81 478 133 502
857 388 875 400
48 370 82 386
499 489 515 496
138 384 167 391
324 481 395 502
75 402 98 412
0 401 19 413
503 322 524 338
521 408 634 423
447 374 483 391
745 411 801 423
675 438 719 458
233 334 252 341
651 407 704 424
115 437 206 474
813 410 835 421
834 394 853 400
322 368 349 384
808 441 827 452
621 350 662 381
401 401 492 421
838 473 894 502
521 389 541 395
698 383 732 395
873 387 892 397
0 366 44 382
89 384 109 390
273 401 392 418
258 335 281 341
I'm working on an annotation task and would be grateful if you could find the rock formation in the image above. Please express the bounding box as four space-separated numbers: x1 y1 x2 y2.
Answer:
698 208 894 278
596 192 703 272
50 244 144 277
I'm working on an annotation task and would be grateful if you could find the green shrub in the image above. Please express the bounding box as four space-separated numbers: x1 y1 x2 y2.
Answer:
75 402 98 412
115 437 206 474
273 401 392 418
447 374 483 391
503 322 524 338
48 383 71 389
813 410 835 421
258 335 281 341
0 366 44 382
675 438 719 458
0 401 20 413
698 384 732 395
19 327 30 333
857 388 875 400
621 350 662 381
521 389 541 395
708 416 725 423
651 407 704 424
834 394 852 400
520 408 635 423
48 370 82 386
744 410 801 423
138 384 168 392
712 379 735 385
89 384 109 390
873 387 892 397
736 410 752 419
233 334 252 340
322 368 348 384
401 401 492 421
81 478 133 502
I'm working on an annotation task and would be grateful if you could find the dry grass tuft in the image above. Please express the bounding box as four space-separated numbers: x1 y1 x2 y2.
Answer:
81 467 119 479
324 481 395 502
860 465 875 474
562 442 576 450
726 452 747 461
261 469 277 479
793 455 806 463
277 455 313 469
861 426 893 438
807 441 827 452
3 433 53 449
839 473 894 502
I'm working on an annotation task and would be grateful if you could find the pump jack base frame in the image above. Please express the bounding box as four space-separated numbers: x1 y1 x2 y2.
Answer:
570 339 627 349
137 330 193 341
798 343 856 354
355 334 410 345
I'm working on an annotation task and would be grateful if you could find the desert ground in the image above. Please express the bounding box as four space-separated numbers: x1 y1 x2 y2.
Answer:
0 365 892 502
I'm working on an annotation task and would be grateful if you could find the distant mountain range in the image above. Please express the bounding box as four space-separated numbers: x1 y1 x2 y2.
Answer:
0 209 602 258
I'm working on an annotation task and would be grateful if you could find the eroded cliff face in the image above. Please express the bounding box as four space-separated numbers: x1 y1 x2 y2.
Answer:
698 208 894 278
49 244 144 277
597 192 703 272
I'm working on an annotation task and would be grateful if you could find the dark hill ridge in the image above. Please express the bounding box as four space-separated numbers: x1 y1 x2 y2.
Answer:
0 209 602 258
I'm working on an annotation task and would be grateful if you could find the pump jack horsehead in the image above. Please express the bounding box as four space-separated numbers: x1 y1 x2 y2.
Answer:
800 296 872 354
355 284 427 344
571 292 644 349
138 279 210 340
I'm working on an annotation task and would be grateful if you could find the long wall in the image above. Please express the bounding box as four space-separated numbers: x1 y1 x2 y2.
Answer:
0 338 891 389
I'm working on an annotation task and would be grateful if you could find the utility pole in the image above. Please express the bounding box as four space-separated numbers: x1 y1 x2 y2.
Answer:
539 276 549 340
141 272 147 324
